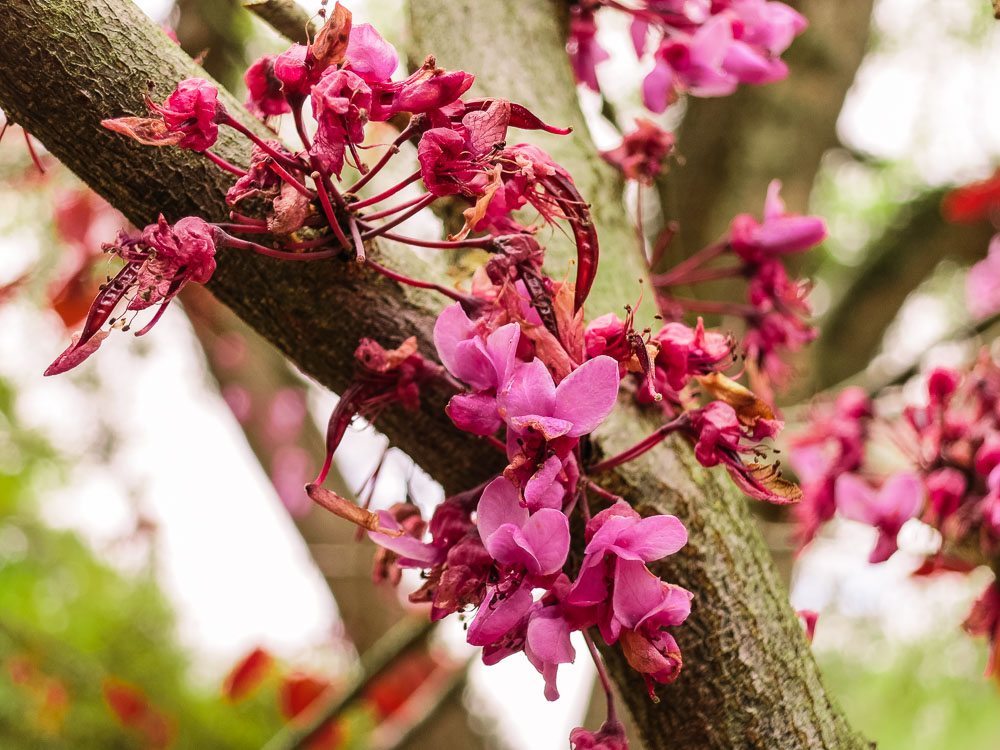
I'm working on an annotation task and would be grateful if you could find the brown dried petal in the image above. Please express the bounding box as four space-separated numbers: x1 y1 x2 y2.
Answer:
311 2 352 68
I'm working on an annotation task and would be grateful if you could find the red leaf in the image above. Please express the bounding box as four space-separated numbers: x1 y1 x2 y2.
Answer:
942 171 1000 223
222 647 274 701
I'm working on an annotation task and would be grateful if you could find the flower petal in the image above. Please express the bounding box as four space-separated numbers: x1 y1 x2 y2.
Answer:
553 355 620 437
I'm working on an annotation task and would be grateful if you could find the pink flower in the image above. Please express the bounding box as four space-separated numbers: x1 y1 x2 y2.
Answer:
418 100 513 198
310 68 372 176
102 78 224 152
344 23 398 83
244 55 290 117
729 180 827 261
497 356 620 440
966 235 1000 319
652 318 732 391
273 44 315 100
476 476 570 576
601 118 675 183
368 59 474 121
567 501 688 643
567 7 609 92
688 402 743 467
150 78 223 152
734 0 808 55
45 216 218 375
643 16 737 112
835 472 923 563
569 720 628 750
433 302 520 435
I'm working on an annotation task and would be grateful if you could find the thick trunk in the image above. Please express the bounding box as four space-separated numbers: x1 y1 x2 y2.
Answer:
0 1 865 747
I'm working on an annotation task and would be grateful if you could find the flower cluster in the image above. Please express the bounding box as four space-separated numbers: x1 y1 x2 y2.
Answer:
567 0 808 111
48 4 593 375
791 354 1000 676
361 294 694 709
41 5 825 745
645 180 826 401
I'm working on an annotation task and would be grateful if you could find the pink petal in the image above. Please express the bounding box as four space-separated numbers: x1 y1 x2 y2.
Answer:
763 179 785 221
477 476 528 543
874 472 923 525
368 511 440 565
44 330 109 376
611 559 668 629
344 23 398 83
553 355 620 437
509 415 573 440
616 514 688 561
523 455 566 511
498 358 556 423
446 392 501 435
484 322 520 387
566 557 609 607
635 583 693 630
433 303 475 376
520 508 570 575
467 585 533 646
834 473 879 525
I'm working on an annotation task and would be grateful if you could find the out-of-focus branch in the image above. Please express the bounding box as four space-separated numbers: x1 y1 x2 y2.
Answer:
817 190 995 387
243 0 316 44
263 618 434 750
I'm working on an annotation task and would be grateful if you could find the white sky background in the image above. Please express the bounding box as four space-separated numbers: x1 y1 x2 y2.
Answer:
2 0 1000 748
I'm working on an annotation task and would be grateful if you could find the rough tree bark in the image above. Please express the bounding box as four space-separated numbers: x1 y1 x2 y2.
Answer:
0 1 866 747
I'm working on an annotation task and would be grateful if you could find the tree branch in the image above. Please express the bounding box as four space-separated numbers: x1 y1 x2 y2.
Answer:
0 1 865 746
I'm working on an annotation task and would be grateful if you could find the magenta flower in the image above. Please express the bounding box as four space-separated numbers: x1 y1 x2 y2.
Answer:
434 302 520 435
102 78 223 153
569 720 628 750
476 476 569 576
418 99 512 198
498 356 620 440
652 318 732 392
310 68 372 176
45 216 217 375
643 16 737 112
567 7 609 92
523 604 576 700
601 118 675 184
835 472 923 563
688 402 743 467
729 180 827 261
244 55 290 117
148 78 222 152
273 44 315 100
344 23 399 83
368 59 474 121
567 501 688 639
966 235 1000 319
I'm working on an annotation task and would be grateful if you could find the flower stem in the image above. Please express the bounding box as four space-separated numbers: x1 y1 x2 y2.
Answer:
588 416 688 474
219 233 338 261
345 125 415 193
203 149 247 176
364 258 468 304
349 171 422 210
377 231 498 251
652 265 745 287
268 160 316 198
583 630 619 724
361 194 436 239
361 193 432 222
654 240 727 286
